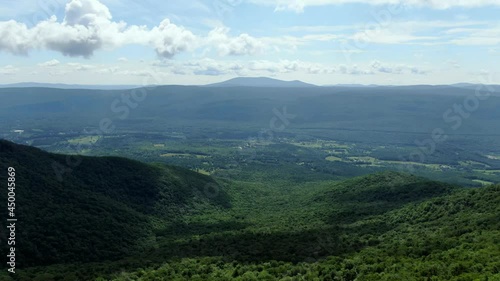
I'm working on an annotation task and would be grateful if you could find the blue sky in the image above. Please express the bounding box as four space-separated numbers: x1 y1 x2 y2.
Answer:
0 0 499 85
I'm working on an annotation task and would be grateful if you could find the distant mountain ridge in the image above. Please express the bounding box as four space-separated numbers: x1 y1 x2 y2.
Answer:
0 82 141 90
205 77 317 88
2 81 498 90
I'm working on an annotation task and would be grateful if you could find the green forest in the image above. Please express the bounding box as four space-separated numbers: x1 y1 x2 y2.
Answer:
0 140 498 281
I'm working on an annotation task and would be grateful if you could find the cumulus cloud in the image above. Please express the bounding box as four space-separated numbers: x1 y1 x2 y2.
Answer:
207 27 265 56
95 66 119 74
150 59 383 77
0 0 200 58
67 62 96 71
0 0 117 57
0 21 34 55
371 60 429 74
157 58 246 76
338 64 374 75
0 0 282 59
149 19 197 58
38 59 61 67
0 65 19 75
64 0 112 26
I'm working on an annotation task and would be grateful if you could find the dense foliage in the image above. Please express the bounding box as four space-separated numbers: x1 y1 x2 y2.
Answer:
0 140 228 267
0 140 498 280
108 184 500 281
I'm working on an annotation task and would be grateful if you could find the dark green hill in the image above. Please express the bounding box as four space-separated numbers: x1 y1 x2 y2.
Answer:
0 140 229 267
318 171 456 224
105 175 499 281
35 171 495 281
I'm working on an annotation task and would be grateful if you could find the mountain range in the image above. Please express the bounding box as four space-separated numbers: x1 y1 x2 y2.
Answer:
2 78 499 90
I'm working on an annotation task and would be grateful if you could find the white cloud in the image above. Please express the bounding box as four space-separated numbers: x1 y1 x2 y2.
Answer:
249 0 500 13
0 20 34 55
154 58 245 76
338 64 374 75
64 0 112 26
272 20 492 50
0 65 19 75
1 0 497 60
118 69 159 77
207 27 265 56
148 19 197 58
3 58 479 85
333 20 496 48
150 58 425 77
352 29 437 44
0 0 276 58
67 62 96 71
371 60 430 74
284 25 353 33
96 66 119 73
38 59 61 67
255 33 340 55
0 0 123 57
448 25 500 45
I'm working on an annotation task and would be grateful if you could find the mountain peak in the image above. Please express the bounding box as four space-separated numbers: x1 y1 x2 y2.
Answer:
205 77 317 88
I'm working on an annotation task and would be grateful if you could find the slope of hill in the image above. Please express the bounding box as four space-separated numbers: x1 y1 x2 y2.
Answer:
0 140 228 267
205 77 317 87
97 173 497 281
317 171 456 223
105 175 498 281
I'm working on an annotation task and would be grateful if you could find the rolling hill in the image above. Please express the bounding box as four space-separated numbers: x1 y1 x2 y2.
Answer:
0 140 229 267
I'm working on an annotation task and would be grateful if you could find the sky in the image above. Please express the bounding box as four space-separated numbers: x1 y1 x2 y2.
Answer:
0 0 499 86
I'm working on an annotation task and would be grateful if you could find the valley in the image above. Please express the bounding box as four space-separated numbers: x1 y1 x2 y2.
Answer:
2 85 500 188
0 85 499 280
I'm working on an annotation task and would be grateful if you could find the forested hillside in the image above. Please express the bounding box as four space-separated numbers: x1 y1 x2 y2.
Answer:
0 140 228 267
0 141 498 280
